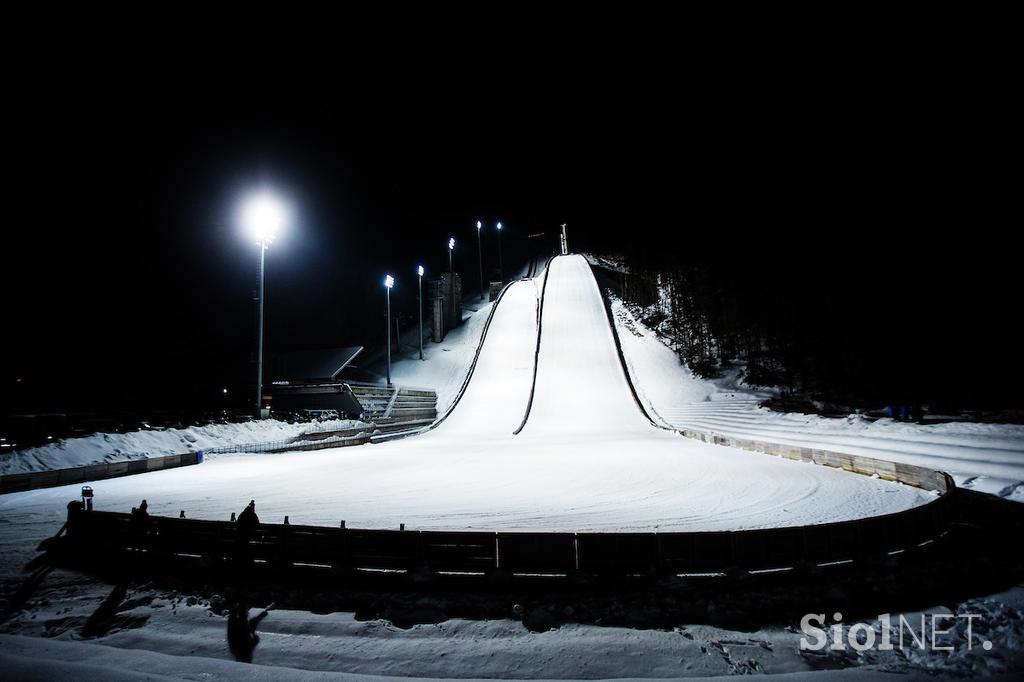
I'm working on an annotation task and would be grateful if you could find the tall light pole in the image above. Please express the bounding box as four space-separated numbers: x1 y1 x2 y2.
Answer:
496 221 504 282
417 265 424 360
384 274 394 386
448 237 456 332
476 220 484 300
240 190 288 418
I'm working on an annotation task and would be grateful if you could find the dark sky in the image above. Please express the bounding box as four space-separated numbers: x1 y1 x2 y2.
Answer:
3 57 1017 413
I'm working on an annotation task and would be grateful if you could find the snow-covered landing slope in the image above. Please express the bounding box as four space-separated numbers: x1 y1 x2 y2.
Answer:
427 278 540 437
609 297 1024 502
0 256 930 535
387 298 493 417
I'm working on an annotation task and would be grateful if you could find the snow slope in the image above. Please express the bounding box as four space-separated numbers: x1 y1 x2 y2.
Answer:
0 255 1001 681
608 298 1024 502
0 255 929 536
427 278 540 437
387 294 493 416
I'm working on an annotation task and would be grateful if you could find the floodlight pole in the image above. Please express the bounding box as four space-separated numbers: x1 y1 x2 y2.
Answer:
448 237 455 332
417 267 424 360
496 222 504 282
476 221 484 300
385 281 392 387
255 240 267 418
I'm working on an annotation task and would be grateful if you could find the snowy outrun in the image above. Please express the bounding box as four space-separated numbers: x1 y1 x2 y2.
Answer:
0 257 931 531
0 255 1022 679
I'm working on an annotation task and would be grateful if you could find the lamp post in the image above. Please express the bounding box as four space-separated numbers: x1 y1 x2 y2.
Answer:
417 265 424 360
384 274 394 386
240 190 288 418
448 236 456 332
496 221 504 282
476 220 484 300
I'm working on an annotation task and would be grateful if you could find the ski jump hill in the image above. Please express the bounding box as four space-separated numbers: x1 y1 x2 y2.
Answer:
14 255 956 579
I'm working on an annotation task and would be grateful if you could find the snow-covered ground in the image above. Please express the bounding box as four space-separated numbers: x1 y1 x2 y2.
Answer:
608 299 1024 502
0 258 930 534
384 259 539 416
387 300 492 417
2 576 1022 680
0 418 366 476
3 255 1018 680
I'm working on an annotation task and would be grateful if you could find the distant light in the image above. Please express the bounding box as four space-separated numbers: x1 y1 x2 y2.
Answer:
417 265 424 277
222 387 229 395
476 220 482 230
496 222 503 231
448 237 455 250
240 190 288 245
46 435 53 440
384 274 395 288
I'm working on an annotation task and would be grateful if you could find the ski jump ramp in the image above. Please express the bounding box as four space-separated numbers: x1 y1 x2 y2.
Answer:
0 256 936 535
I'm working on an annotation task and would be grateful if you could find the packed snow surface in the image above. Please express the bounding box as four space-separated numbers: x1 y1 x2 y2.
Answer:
387 298 492 417
608 298 1024 502
0 256 930 533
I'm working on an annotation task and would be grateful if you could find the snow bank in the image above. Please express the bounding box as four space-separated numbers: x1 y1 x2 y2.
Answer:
609 297 1024 502
0 418 364 476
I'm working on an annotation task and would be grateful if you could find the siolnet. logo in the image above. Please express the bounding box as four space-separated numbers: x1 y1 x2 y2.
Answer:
800 612 993 653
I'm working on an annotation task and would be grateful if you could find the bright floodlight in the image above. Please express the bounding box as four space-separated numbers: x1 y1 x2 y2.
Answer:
417 265 424 277
496 221 503 231
384 274 394 288
240 191 288 245
476 220 482 230
448 237 455 250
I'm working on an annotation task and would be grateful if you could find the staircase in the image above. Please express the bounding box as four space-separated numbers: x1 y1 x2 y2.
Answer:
348 384 438 441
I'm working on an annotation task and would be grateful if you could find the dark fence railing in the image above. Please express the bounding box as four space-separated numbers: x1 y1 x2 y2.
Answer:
57 481 953 579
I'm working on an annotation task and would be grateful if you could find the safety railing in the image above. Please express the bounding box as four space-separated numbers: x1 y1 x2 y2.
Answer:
55 474 953 579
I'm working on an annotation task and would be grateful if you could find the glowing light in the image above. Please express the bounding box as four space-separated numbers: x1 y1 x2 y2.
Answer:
240 190 288 245
496 221 503 231
448 237 455 250
384 274 395 288
417 265 424 277
476 220 482 230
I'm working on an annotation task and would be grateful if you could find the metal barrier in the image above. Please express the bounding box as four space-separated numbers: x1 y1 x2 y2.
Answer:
57 478 953 579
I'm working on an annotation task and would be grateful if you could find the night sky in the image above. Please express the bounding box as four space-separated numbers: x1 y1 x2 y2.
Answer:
4 64 1018 414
